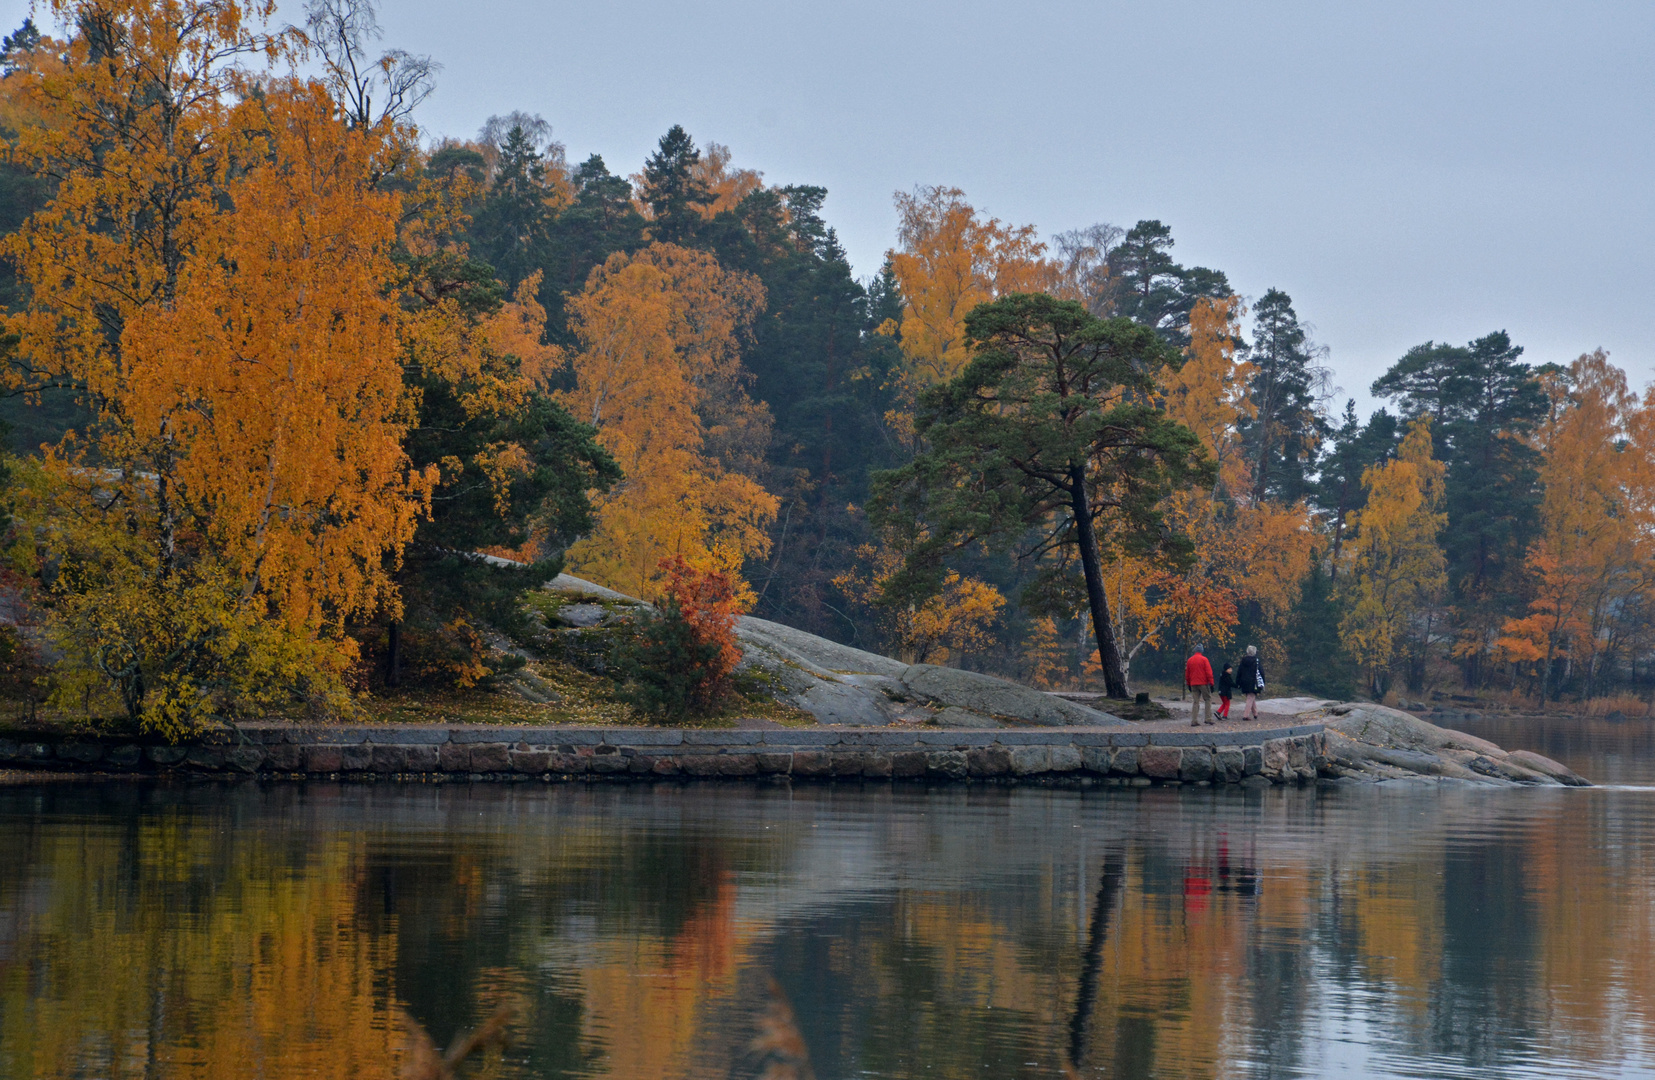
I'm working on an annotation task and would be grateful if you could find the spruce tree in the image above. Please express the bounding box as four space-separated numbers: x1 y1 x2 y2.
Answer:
1240 288 1328 503
639 124 711 246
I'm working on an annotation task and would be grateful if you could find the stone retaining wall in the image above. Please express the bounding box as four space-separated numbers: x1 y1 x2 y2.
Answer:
0 723 1328 785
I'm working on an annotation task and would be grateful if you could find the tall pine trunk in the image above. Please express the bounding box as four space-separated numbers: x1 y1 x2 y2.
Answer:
1071 468 1129 699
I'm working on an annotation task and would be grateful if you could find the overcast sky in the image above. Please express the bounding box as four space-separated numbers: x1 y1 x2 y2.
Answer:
11 0 1654 413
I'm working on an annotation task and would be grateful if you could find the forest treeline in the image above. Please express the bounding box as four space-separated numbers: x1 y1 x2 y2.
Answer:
0 0 1649 733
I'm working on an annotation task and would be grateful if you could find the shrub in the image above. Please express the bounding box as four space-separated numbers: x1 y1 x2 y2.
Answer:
618 557 742 718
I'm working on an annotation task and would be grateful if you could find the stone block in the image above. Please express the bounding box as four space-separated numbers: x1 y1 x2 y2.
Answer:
510 749 552 773
186 746 227 769
1179 748 1214 783
1109 747 1141 776
339 744 374 771
588 753 630 774
1009 746 1051 775
1287 739 1309 770
684 730 761 745
995 731 1067 745
1215 749 1245 783
311 729 369 745
370 729 447 744
1262 739 1290 777
1147 730 1212 747
468 743 510 772
917 730 996 746
106 744 142 769
547 752 587 773
861 752 892 778
406 746 439 772
1079 746 1111 774
437 744 470 771
142 745 185 766
607 729 682 746
1243 746 1264 775
792 751 831 776
1049 745 1083 773
891 751 928 778
0 738 17 762
760 729 841 746
841 730 917 747
650 757 681 775
263 744 301 771
829 752 867 777
926 750 969 780
968 746 1012 777
303 745 343 772
58 742 104 764
229 747 264 773
371 745 411 773
627 755 657 773
449 728 532 745
756 752 793 775
682 754 757 777
1139 746 1182 780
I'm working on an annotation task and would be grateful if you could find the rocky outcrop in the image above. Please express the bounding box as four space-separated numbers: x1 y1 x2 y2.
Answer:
541 575 1129 728
1312 702 1589 786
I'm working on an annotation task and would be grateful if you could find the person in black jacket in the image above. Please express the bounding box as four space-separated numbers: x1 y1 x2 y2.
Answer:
1216 663 1236 720
1236 646 1265 721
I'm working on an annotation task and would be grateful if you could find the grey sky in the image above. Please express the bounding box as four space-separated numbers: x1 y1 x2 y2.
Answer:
11 0 1655 412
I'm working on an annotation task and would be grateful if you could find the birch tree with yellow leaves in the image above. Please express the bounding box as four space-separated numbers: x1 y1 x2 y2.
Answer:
558 243 778 600
1 2 430 734
1337 417 1448 695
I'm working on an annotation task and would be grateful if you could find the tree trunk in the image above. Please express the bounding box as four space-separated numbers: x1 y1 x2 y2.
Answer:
386 621 402 688
1071 470 1129 699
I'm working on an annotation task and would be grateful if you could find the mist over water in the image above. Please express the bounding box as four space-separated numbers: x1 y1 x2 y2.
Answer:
2 720 1654 1079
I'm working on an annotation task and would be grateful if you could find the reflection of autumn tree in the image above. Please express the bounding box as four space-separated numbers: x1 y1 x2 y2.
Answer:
559 243 778 599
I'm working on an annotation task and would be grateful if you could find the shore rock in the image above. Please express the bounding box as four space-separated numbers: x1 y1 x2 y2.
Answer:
1313 703 1590 786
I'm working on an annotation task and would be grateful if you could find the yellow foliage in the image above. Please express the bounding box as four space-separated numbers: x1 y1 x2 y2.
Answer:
1022 615 1069 689
884 186 1054 396
1103 296 1314 675
834 542 1004 665
558 243 778 600
690 142 763 218
1337 417 1448 686
1502 351 1655 696
1 3 428 733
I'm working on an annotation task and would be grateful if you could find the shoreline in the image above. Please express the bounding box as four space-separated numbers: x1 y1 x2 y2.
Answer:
0 720 1329 786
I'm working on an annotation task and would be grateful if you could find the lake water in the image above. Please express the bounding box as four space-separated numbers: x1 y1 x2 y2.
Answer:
3 717 1655 1079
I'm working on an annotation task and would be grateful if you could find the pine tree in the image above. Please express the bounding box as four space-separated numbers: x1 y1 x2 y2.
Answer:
1314 401 1399 572
1240 288 1328 503
639 125 712 246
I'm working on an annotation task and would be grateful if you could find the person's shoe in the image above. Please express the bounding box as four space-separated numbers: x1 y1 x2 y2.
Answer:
1205 719 1216 725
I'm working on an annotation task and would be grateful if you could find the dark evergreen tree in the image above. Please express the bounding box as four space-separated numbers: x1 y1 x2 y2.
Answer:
1106 219 1232 343
1239 288 1328 503
638 124 711 246
470 124 554 290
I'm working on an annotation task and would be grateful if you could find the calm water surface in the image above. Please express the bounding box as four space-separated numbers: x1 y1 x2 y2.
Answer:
3 719 1654 1080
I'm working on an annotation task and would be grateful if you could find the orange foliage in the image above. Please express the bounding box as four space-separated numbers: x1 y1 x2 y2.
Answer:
558 243 778 600
0 2 428 730
882 186 1054 402
1104 297 1314 676
834 540 1003 665
1501 351 1655 697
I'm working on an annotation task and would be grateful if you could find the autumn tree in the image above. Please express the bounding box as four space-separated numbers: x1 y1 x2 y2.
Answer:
3 0 431 733
1498 352 1653 701
558 242 777 599
1337 417 1448 695
832 538 1004 665
882 186 1052 400
870 293 1212 699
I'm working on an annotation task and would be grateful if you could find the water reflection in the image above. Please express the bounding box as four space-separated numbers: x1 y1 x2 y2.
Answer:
0 776 1652 1079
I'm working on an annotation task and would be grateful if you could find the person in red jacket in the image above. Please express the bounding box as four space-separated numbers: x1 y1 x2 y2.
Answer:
1185 647 1215 727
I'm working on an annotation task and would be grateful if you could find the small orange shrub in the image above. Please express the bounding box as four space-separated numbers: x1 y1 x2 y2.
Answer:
619 557 743 717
